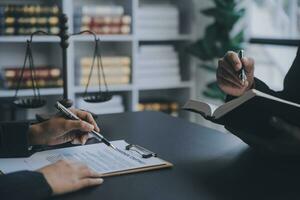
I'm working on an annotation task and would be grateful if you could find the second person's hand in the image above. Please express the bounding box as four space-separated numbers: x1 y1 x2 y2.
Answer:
38 160 103 196
217 51 255 96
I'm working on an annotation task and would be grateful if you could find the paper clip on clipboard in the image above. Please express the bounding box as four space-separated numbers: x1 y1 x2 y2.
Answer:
125 144 157 158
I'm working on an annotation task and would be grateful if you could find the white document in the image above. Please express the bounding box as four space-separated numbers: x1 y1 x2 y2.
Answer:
0 140 170 175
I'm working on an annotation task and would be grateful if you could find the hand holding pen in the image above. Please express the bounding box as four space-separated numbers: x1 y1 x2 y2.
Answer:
55 102 117 150
216 50 255 97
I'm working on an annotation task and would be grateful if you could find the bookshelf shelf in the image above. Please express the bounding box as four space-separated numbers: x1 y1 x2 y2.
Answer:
73 85 133 93
71 35 134 42
0 88 63 97
136 81 193 91
137 34 192 41
0 0 195 119
0 36 60 43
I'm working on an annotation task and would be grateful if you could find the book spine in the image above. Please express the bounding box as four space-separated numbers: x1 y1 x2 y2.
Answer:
79 66 131 76
138 101 179 116
82 6 125 17
2 5 60 36
5 78 63 89
80 76 129 86
4 67 61 79
80 25 130 35
80 15 132 26
80 57 131 67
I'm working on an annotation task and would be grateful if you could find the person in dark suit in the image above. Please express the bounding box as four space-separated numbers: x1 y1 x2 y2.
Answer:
0 109 104 199
217 45 300 155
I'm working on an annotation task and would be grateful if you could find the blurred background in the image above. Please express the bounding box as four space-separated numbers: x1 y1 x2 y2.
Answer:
0 0 298 131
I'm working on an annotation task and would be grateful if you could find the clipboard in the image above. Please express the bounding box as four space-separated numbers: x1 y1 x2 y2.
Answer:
0 140 173 176
101 143 173 177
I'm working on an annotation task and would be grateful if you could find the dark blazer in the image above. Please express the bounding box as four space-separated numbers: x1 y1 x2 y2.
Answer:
223 45 300 151
0 121 52 200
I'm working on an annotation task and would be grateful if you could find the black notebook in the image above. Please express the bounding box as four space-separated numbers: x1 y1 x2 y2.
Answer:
183 89 300 124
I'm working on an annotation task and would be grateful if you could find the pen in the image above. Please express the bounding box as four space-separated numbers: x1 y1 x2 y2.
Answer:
55 101 117 150
238 50 247 84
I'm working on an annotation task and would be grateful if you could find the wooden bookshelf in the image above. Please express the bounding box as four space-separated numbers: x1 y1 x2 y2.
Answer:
0 0 195 119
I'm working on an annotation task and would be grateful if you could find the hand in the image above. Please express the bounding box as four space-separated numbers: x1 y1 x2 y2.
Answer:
38 160 103 196
28 109 100 145
217 51 255 96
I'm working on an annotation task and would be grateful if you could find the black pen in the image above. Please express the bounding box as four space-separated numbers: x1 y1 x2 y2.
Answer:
55 101 117 150
238 50 247 84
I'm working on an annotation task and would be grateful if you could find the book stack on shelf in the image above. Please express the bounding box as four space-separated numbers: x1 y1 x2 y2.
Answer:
0 5 60 35
74 5 131 35
137 4 179 36
76 95 125 115
138 99 179 117
136 45 181 86
0 66 62 89
78 56 131 86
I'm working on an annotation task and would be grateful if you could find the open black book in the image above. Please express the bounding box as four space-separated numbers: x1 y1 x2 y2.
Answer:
183 89 300 124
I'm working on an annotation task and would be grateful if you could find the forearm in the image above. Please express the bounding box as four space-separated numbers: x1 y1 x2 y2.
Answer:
0 121 31 157
0 171 52 200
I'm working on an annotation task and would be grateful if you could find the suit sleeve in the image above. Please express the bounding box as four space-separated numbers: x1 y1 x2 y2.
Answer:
222 45 300 148
0 171 52 200
0 121 31 158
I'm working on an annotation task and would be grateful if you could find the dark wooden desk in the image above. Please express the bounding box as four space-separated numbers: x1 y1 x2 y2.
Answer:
54 111 300 200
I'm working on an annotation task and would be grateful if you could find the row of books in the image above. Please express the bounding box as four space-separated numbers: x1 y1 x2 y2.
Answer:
76 95 125 115
136 45 181 86
74 5 131 35
137 4 180 36
138 100 179 117
77 56 131 86
0 66 62 89
0 5 60 35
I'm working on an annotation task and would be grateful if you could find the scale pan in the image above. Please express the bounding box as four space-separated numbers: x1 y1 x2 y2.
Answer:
13 98 46 108
83 92 113 103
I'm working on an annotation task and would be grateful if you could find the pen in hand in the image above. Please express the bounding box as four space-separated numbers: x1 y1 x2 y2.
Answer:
238 50 247 84
55 102 117 150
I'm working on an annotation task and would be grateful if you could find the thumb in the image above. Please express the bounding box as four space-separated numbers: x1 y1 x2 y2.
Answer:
241 57 254 73
65 120 94 133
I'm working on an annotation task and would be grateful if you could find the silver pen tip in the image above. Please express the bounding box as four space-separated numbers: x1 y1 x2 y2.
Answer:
110 144 118 150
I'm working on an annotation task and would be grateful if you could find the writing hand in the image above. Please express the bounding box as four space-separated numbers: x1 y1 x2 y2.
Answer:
217 51 255 96
28 109 100 145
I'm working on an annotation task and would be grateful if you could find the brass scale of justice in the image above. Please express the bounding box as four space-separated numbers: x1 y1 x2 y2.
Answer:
13 14 113 110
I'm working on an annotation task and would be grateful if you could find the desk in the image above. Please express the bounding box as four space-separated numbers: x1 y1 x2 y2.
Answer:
54 111 300 200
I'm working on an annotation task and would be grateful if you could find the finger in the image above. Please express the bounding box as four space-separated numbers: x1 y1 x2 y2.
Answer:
218 64 244 87
78 134 89 145
71 109 100 132
218 76 244 89
217 77 248 96
217 66 244 89
218 59 243 84
79 178 104 189
80 167 102 178
65 120 94 133
224 51 242 71
241 57 255 73
71 138 82 145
